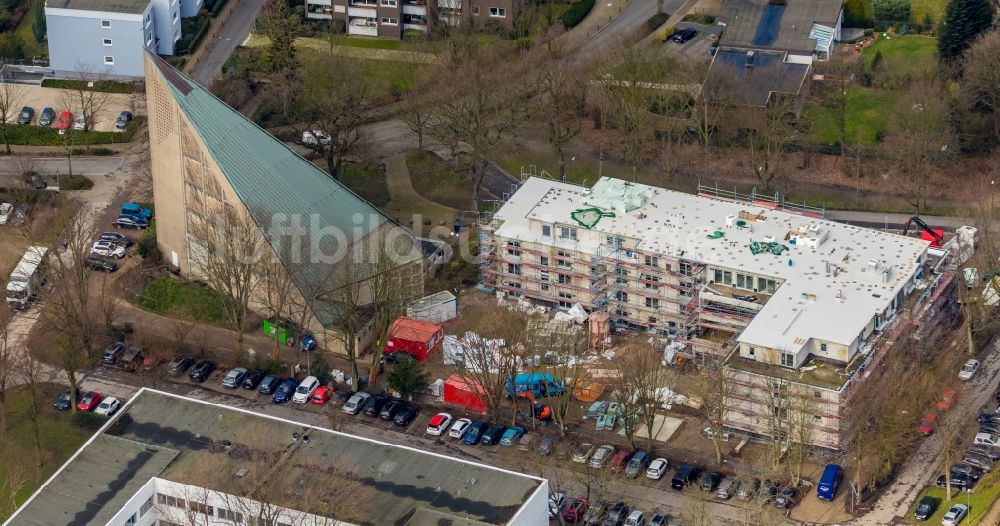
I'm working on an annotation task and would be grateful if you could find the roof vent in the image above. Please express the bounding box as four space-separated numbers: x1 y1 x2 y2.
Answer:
746 50 755 68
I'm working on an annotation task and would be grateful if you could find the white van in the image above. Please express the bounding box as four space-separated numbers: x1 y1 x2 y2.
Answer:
974 432 1000 447
292 376 320 404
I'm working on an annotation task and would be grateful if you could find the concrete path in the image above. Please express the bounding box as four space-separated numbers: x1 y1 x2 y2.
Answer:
382 153 459 231
189 0 270 86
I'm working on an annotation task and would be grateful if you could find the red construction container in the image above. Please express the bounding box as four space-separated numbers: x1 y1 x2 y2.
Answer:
384 317 444 362
443 375 487 413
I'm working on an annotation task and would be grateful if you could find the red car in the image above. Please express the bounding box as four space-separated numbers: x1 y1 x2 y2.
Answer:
563 496 588 523
55 110 73 132
917 413 936 436
77 391 103 412
310 386 331 405
607 449 633 473
937 389 957 411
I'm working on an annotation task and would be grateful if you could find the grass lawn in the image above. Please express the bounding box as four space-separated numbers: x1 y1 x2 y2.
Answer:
325 35 402 51
405 150 472 210
339 162 389 206
862 34 938 78
12 8 43 58
805 86 898 145
136 275 229 326
905 483 1000 525
0 384 93 520
299 49 420 100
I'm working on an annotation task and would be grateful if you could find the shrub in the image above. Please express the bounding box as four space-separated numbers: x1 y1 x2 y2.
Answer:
61 175 93 190
874 0 909 22
210 0 228 16
646 12 669 32
138 231 157 259
560 0 595 29
40 78 133 93
844 0 873 26
658 25 677 41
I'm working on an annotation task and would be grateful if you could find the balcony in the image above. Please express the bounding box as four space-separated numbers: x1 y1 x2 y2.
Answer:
348 6 377 18
306 3 333 18
402 3 426 15
348 17 378 35
349 0 377 6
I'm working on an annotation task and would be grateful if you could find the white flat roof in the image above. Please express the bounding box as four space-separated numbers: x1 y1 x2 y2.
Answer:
494 177 930 352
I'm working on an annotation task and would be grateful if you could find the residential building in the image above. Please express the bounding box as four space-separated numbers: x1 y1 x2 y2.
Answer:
484 176 957 449
3 389 550 526
304 0 519 37
45 0 189 78
144 52 425 354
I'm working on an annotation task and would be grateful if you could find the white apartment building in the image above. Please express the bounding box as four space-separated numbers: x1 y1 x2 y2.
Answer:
486 177 957 449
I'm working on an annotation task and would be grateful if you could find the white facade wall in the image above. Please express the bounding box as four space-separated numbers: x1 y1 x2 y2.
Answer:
150 0 181 55
45 7 152 77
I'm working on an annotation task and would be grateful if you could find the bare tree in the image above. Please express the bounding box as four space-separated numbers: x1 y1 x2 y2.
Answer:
527 318 586 436
449 304 528 419
58 64 113 153
532 58 588 181
257 3 302 122
694 360 741 465
961 28 1000 146
744 93 803 192
0 464 27 518
0 82 25 155
17 354 47 473
0 309 16 434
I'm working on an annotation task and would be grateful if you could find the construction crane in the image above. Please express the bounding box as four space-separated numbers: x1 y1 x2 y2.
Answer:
901 216 944 248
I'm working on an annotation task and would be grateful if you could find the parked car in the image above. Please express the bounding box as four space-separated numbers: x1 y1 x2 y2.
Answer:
379 399 405 420
301 129 331 145
16 106 33 125
241 370 264 389
84 255 118 272
53 388 79 410
573 443 595 463
549 492 567 520
426 413 453 436
0 202 13 225
101 342 125 364
937 389 958 410
38 107 54 126
462 420 488 445
363 395 389 417
589 445 615 468
219 367 246 388
624 510 645 526
714 478 735 499
481 424 507 445
393 405 419 426
649 514 669 526
516 432 536 452
950 463 982 481
673 28 697 43
959 359 981 380
115 111 133 129
969 445 1000 461
24 171 45 190
300 335 317 352
699 472 722 492
914 495 939 521
500 426 525 446
272 378 299 404
292 376 320 404
608 449 633 474
625 450 650 478
563 496 588 523
72 113 89 131
974 432 1000 447
91 241 125 259
736 479 760 501
257 374 282 395
449 417 472 439
56 110 72 133
603 501 629 526
331 390 351 406
774 487 798 509
759 479 779 502
917 413 936 436
646 458 668 480
963 451 995 472
342 392 371 414
978 413 1000 425
817 464 843 501
538 435 559 456
188 360 216 382
935 473 973 492
94 396 121 416
166 355 194 376
941 503 969 526
310 386 331 404
10 203 27 226
671 465 702 491
77 391 103 412
580 499 607 526
99 232 134 246
113 215 148 229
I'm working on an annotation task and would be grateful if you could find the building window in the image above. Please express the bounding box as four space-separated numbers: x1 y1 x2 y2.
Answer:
819 343 828 353
560 226 577 241
489 6 506 16
679 262 692 276
540 283 549 292
615 291 628 303
104 56 115 65
747 346 755 357
780 352 794 367
736 273 753 290
539 256 549 266
125 513 137 526
814 390 822 398
140 496 153 516
381 16 398 24
648 316 657 324
558 291 573 299
607 235 623 247
217 508 244 522
556 258 571 269
157 494 184 509
557 274 571 284
472 5 479 14
757 277 777 294
645 297 659 309
539 271 549 282
644 255 659 267
507 263 521 275
101 19 111 28
102 38 112 46
542 225 551 237
614 308 630 317
188 502 213 515
381 0 397 5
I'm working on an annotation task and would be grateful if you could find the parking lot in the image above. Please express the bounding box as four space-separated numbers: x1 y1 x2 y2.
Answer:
662 22 722 63
3 84 137 132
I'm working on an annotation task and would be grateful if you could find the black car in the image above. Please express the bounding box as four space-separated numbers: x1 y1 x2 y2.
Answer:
272 378 298 403
99 232 134 247
84 255 118 272
914 495 939 520
951 463 982 481
970 445 1000 462
700 471 722 492
16 106 33 125
363 395 389 417
393 405 419 426
602 501 629 526
115 111 133 129
101 342 125 364
189 360 216 382
673 27 697 43
935 473 973 492
379 399 404 420
241 370 265 389
257 374 282 394
38 107 54 126
166 355 194 376
113 215 148 230
774 487 798 509
671 465 702 491
24 171 45 190
331 390 352 407
481 424 507 445
978 413 1000 425
53 388 79 411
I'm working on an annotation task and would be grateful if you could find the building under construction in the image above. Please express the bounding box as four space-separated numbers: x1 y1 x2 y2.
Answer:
483 176 966 449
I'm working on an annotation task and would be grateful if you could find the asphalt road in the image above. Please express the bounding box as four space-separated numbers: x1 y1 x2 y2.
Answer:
189 0 270 86
0 155 136 177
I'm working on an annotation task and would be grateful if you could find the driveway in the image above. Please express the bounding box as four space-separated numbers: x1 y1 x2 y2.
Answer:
660 21 721 62
189 0 269 86
575 0 689 56
6 85 135 132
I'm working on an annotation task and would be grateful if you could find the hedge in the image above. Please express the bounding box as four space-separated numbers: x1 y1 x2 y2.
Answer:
176 15 211 55
560 0 595 29
209 0 229 17
0 116 145 146
40 78 133 94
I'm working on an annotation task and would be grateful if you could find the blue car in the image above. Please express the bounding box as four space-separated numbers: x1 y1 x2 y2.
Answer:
272 378 298 404
462 420 488 445
300 335 317 352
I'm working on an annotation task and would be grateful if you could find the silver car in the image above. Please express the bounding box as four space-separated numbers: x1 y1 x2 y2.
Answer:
342 392 371 414
588 444 615 468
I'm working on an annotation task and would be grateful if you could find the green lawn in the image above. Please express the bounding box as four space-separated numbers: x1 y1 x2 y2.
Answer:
324 35 402 51
299 49 420 100
906 482 1000 525
12 7 43 58
862 34 938 77
339 162 389 206
0 117 145 147
0 384 93 521
135 275 229 326
806 86 898 145
405 150 472 210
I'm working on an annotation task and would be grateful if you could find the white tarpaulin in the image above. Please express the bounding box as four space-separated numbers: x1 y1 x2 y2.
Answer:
633 414 684 443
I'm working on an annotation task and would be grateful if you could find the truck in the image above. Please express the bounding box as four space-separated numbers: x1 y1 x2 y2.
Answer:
6 246 48 310
121 202 153 220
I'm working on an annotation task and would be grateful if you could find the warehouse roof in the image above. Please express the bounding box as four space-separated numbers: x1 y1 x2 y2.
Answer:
6 389 546 526
493 177 929 353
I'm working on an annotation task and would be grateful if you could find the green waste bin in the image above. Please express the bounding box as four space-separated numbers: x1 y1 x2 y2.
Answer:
263 320 293 345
